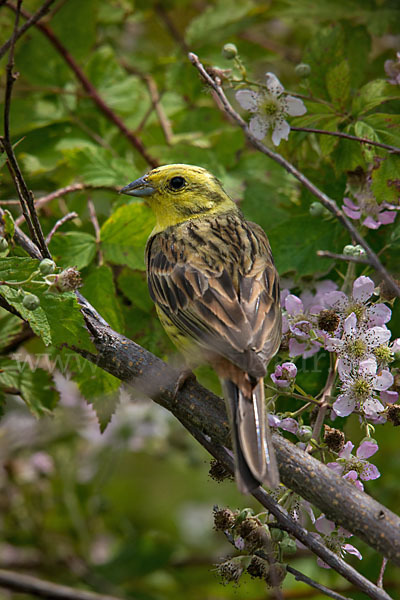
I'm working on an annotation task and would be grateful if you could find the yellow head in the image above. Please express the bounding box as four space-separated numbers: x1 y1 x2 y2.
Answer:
120 164 238 232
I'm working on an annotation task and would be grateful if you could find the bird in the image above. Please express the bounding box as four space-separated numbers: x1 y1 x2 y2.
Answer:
120 164 282 493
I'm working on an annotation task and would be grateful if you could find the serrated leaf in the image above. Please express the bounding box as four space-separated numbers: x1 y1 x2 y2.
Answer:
49 231 97 270
1 210 15 238
81 265 124 332
0 256 40 281
73 360 121 432
65 147 134 187
0 314 24 351
117 268 153 313
267 214 343 278
363 113 400 149
100 203 154 270
354 120 381 162
0 285 52 345
304 25 345 99
0 357 58 417
352 79 400 116
51 0 97 60
186 0 257 45
371 155 400 206
326 60 350 108
37 291 95 352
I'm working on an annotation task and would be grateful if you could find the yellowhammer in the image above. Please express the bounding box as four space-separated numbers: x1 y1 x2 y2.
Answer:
121 164 281 493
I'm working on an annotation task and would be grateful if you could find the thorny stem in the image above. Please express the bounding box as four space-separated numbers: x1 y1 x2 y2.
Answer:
188 52 400 299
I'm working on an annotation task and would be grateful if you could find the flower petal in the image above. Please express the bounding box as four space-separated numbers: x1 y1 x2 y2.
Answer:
285 95 307 116
327 462 344 475
380 390 398 404
359 357 377 376
323 291 347 308
265 72 284 96
339 441 354 459
367 303 391 326
249 115 269 140
343 197 359 210
344 312 357 335
235 89 259 111
378 210 397 225
271 118 290 146
285 294 303 315
356 440 379 459
363 397 384 418
333 394 355 417
288 338 307 357
315 515 335 535
342 544 362 560
343 205 362 220
363 216 380 229
374 369 394 391
352 276 375 302
360 462 380 481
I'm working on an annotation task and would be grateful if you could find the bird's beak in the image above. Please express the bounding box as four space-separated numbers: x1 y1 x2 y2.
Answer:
120 175 156 197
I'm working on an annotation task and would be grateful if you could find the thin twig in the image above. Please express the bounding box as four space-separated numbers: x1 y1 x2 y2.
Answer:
15 184 118 226
286 565 353 600
377 557 388 588
45 212 78 244
1 1 51 259
121 61 174 145
0 0 57 60
317 250 370 264
4 1 159 168
0 568 127 600
290 126 400 155
188 52 400 299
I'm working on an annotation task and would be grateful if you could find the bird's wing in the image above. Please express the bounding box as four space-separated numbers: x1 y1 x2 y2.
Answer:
146 216 281 378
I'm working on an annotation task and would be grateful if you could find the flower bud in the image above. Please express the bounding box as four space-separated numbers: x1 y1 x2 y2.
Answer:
22 293 40 311
213 507 236 531
279 535 297 555
297 425 313 442
222 43 238 60
343 244 365 256
270 527 284 542
49 267 82 293
0 237 8 251
39 258 56 275
295 63 311 78
309 202 329 217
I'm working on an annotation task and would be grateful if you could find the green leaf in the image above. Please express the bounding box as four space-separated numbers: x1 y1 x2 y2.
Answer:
73 360 121 432
1 210 15 238
51 0 97 60
363 113 400 149
354 120 381 162
117 268 153 313
0 313 24 351
100 203 154 270
267 214 342 278
38 291 95 352
186 0 258 45
371 155 400 206
304 25 345 99
326 60 350 109
352 79 400 116
0 256 40 281
65 147 135 187
0 357 58 417
49 231 97 270
0 285 52 346
81 265 124 332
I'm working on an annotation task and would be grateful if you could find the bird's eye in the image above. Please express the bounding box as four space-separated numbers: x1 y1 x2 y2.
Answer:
169 176 186 190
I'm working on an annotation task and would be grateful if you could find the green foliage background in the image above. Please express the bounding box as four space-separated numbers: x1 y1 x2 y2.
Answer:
1 0 400 598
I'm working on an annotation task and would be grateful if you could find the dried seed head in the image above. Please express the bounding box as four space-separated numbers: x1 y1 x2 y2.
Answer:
323 425 345 452
317 309 340 333
387 404 400 426
213 507 236 531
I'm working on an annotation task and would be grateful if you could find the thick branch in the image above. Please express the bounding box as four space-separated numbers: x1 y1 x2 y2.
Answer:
4 1 159 168
188 52 400 299
0 0 57 60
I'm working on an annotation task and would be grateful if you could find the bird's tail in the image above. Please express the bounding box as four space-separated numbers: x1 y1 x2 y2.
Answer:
222 377 279 494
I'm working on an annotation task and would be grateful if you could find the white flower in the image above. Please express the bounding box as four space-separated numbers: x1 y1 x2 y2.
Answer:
236 73 306 146
333 357 393 418
326 312 391 375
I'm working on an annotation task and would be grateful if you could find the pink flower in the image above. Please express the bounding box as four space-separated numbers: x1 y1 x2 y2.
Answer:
314 514 362 569
271 362 297 387
327 440 380 483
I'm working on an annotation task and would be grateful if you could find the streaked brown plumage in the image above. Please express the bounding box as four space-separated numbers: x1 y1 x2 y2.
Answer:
121 164 282 493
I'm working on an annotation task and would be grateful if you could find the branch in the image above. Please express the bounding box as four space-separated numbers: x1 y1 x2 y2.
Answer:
1 208 397 600
317 250 370 264
0 568 126 600
45 211 78 244
0 0 57 60
4 1 159 168
188 52 400 299
1 2 50 260
286 566 353 600
14 184 117 227
290 126 400 155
